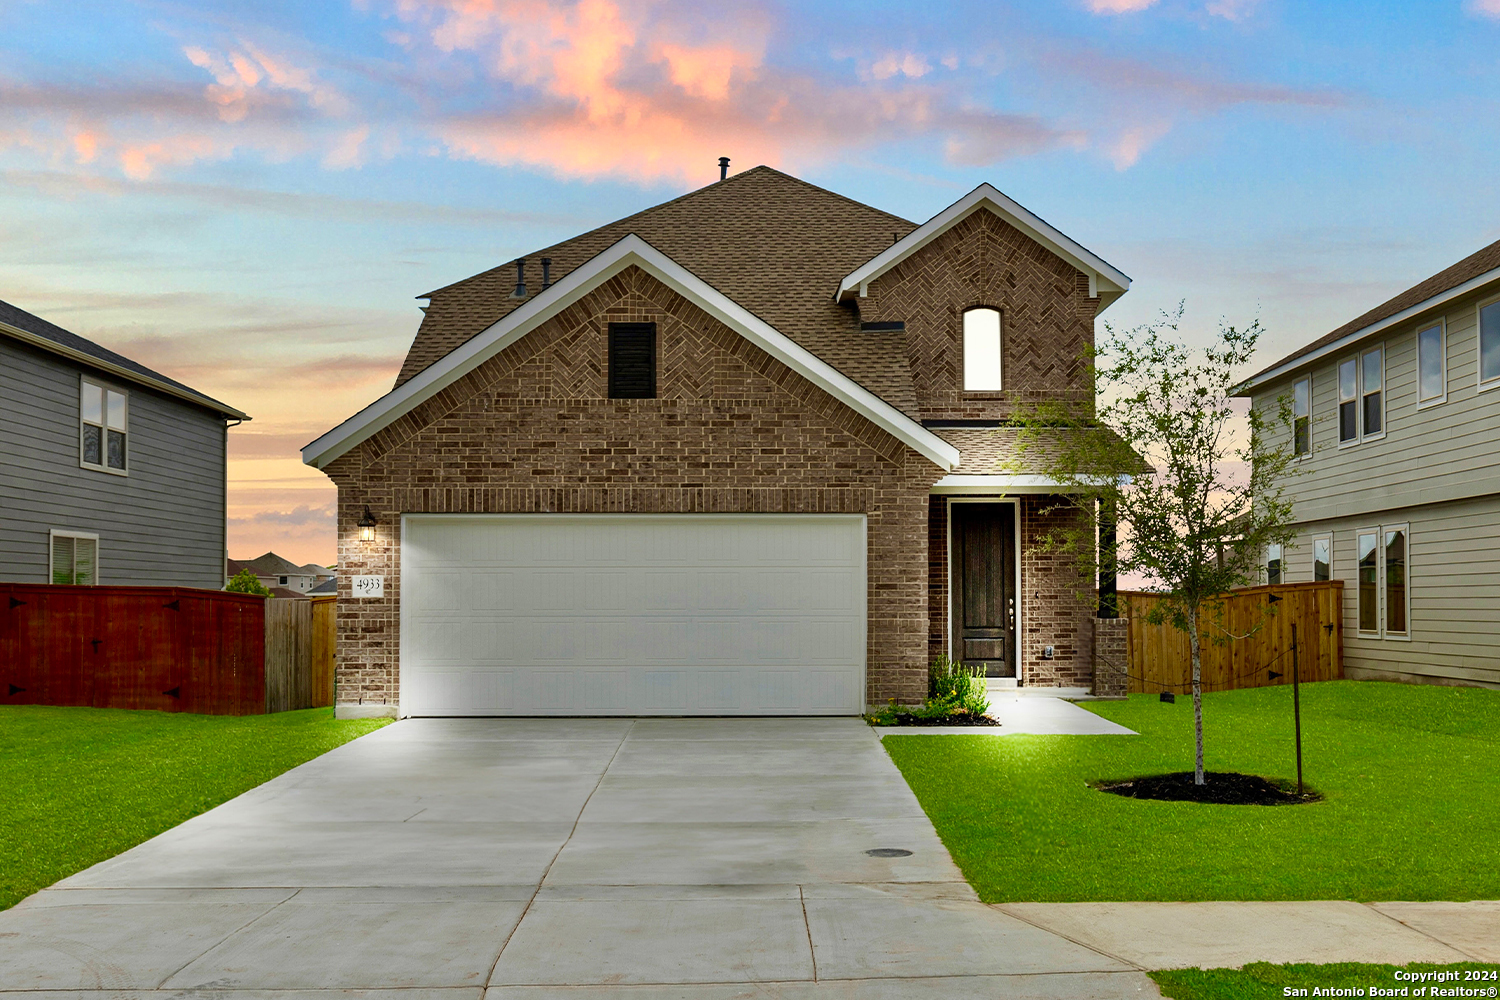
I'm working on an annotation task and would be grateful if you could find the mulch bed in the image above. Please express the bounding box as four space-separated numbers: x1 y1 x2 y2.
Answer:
888 713 1000 727
1094 771 1322 805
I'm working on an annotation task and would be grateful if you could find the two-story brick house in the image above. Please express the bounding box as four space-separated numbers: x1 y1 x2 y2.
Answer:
303 167 1132 718
1239 238 1500 690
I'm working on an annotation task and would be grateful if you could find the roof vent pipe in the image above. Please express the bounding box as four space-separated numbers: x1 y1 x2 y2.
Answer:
512 258 527 298
540 257 552 290
718 156 730 181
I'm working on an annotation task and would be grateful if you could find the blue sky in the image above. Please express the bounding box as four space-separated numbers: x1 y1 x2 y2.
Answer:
4 0 1499 563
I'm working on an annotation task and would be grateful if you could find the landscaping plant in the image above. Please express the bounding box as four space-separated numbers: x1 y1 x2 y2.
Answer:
866 656 990 724
225 567 273 597
1013 305 1297 785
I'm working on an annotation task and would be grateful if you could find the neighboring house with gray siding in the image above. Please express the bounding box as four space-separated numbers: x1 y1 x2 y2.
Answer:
1238 238 1500 690
0 299 249 589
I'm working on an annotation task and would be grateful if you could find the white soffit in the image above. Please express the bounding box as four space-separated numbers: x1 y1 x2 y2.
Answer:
931 474 1080 495
303 234 959 471
836 184 1131 314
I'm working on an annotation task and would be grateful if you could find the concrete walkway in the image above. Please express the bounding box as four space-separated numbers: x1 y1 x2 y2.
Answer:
0 718 1155 998
873 695 1137 736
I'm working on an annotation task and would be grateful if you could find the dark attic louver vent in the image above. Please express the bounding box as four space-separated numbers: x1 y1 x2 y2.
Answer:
608 322 657 398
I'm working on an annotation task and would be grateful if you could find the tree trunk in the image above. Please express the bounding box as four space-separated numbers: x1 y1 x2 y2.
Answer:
1188 604 1205 785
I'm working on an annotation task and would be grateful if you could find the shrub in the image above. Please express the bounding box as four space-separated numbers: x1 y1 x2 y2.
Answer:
225 568 272 597
927 655 990 717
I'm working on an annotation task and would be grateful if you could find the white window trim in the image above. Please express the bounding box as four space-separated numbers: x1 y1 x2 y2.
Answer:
1311 532 1332 583
1415 317 1448 409
1354 523 1411 640
1382 522 1412 642
1291 374 1312 460
1265 542 1283 585
1338 344 1387 448
1477 291 1500 394
49 529 100 586
961 306 1004 393
79 376 129 477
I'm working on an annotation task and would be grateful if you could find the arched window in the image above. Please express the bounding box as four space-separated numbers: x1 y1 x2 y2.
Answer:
963 307 1002 390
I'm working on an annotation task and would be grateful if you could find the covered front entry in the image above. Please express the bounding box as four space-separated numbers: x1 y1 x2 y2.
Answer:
950 501 1019 678
399 513 867 716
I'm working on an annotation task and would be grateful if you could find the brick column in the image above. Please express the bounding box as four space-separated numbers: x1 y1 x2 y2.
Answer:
1092 617 1129 699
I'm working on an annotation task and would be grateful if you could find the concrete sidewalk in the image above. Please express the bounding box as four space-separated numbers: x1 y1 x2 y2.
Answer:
873 695 1137 736
996 900 1500 970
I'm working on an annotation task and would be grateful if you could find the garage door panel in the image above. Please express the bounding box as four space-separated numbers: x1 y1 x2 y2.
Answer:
400 514 865 716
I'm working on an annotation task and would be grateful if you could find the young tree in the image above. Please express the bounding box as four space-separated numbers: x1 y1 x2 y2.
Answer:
225 567 273 597
1013 306 1296 785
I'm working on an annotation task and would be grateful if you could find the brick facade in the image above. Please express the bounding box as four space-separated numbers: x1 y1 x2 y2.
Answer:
1092 618 1130 698
858 209 1100 422
326 266 942 712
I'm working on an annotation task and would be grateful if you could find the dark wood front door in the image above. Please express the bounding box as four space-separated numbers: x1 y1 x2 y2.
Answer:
952 502 1017 678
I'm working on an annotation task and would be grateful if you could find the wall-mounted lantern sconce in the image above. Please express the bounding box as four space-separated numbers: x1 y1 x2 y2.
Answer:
358 506 378 542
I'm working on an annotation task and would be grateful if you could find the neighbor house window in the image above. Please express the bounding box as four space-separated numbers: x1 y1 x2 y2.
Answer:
1357 524 1410 638
962 307 1003 391
1292 376 1311 457
1361 346 1383 437
1338 358 1358 443
1338 347 1384 445
1266 543 1282 585
80 379 127 473
1312 534 1331 583
608 322 656 398
1480 294 1500 389
1417 321 1446 405
50 530 99 585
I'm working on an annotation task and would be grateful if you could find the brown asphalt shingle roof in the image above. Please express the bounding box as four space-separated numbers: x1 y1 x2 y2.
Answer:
935 426 1147 476
396 166 922 415
1248 236 1500 384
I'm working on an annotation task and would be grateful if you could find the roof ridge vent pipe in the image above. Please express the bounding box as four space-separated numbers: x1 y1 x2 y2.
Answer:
718 156 730 181
511 258 527 298
540 257 552 290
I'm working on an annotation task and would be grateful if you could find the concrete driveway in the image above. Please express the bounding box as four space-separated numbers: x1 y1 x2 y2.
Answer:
0 718 1152 998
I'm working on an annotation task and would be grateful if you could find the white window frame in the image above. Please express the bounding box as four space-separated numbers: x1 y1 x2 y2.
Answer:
961 307 1003 392
49 529 100 586
1477 291 1500 394
1311 532 1332 583
1265 542 1283 585
1338 357 1359 447
1416 318 1447 408
1338 344 1386 447
1354 523 1410 640
79 377 129 477
1291 374 1312 459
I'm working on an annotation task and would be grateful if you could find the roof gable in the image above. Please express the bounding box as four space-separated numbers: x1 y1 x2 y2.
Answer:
303 235 960 471
836 184 1131 313
395 167 921 412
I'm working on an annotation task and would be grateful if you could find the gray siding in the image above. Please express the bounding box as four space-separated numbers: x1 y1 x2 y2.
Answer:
1277 495 1500 689
1253 283 1500 524
0 337 228 588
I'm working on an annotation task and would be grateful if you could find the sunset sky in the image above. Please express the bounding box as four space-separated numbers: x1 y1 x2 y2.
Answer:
5 0 1500 566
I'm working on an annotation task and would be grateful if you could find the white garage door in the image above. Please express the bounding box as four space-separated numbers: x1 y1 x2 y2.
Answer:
399 514 867 716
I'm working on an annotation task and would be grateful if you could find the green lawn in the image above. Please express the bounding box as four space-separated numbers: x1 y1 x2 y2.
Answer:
1151 962 1500 1000
883 681 1500 902
0 705 389 910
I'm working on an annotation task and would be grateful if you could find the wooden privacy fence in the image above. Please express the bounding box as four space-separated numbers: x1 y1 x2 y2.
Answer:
1119 581 1343 694
1 584 337 715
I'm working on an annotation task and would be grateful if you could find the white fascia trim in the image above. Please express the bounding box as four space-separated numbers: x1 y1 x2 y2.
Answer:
1 321 250 420
836 184 1132 314
931 474 1079 494
303 234 959 471
1238 263 1500 395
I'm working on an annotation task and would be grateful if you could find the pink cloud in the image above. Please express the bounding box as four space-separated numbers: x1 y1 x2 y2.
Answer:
1086 0 1159 12
391 0 1077 182
1468 0 1500 17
